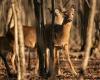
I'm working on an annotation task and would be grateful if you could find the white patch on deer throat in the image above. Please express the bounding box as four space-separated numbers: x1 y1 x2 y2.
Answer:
54 16 64 25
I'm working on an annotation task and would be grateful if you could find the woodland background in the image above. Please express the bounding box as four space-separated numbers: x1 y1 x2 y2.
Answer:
0 0 100 80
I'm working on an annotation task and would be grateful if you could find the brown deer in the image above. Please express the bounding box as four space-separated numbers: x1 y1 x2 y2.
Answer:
44 7 77 78
0 36 14 77
5 9 66 77
5 26 38 74
6 26 37 48
5 7 76 78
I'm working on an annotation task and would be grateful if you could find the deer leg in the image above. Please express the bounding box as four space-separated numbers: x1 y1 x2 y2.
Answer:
48 46 56 80
31 48 39 75
54 47 60 75
0 52 12 77
27 48 31 70
45 48 49 73
64 45 77 76
35 51 39 75
10 44 17 73
11 53 16 72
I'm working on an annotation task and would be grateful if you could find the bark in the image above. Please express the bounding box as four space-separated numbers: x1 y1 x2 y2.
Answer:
33 0 46 77
49 0 56 79
59 0 63 10
82 0 96 71
0 0 10 36
11 0 26 80
11 0 19 73
42 0 46 25
80 0 96 79
17 1 26 80
6 6 14 29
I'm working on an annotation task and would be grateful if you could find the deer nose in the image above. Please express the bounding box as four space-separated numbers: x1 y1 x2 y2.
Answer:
64 15 73 22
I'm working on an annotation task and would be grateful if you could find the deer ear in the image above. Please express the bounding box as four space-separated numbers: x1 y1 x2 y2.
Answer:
48 8 61 15
54 9 60 14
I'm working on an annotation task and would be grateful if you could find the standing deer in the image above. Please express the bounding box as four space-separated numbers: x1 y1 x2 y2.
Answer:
5 25 38 74
5 9 66 78
0 36 14 77
44 6 77 79
5 7 76 79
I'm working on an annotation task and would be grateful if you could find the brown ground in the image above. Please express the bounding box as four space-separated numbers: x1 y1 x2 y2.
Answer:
0 50 100 80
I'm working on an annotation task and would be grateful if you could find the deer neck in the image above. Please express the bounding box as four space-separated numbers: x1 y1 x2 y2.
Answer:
62 21 73 41
54 16 64 25
63 21 72 32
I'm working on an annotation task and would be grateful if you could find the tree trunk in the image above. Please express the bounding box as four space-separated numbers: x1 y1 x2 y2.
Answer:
11 0 19 72
17 1 26 80
33 0 46 77
11 0 26 80
80 0 96 79
49 0 55 79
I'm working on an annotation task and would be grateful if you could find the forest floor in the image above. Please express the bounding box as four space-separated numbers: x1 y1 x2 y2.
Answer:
0 51 100 80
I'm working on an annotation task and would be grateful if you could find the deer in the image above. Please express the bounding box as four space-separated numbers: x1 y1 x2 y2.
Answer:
4 7 76 79
5 25 39 74
4 9 65 78
44 6 77 79
0 36 15 77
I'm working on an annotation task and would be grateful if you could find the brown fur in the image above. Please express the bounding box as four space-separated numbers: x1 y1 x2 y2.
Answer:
5 26 38 73
4 7 76 78
6 26 37 48
44 7 77 78
0 36 14 76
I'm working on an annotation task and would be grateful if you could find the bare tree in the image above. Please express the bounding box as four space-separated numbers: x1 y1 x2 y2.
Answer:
11 0 18 73
17 1 26 80
33 0 46 78
11 0 26 80
0 0 10 36
80 0 96 79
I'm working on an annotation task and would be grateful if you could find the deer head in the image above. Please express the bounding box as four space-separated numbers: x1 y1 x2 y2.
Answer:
54 8 64 25
61 7 75 25
50 6 75 25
